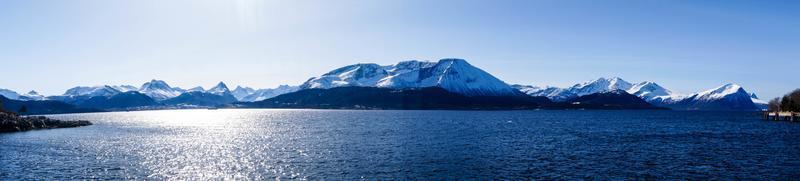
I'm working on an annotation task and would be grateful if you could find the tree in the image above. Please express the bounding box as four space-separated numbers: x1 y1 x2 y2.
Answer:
768 97 782 111
0 99 5 113
780 89 800 112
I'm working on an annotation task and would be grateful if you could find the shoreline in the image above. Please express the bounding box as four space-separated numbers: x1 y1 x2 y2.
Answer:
0 111 92 133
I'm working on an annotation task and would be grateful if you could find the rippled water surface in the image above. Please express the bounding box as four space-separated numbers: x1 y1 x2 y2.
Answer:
1 109 799 179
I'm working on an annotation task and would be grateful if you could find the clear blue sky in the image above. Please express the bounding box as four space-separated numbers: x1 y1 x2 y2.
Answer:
1 0 798 99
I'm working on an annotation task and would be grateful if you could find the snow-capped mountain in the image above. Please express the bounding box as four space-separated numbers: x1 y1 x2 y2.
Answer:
512 85 576 102
64 86 123 97
112 85 139 92
513 77 637 102
750 93 768 109
627 81 674 102
691 84 748 102
188 86 205 92
138 80 185 100
301 59 522 97
207 82 231 96
514 77 761 110
661 84 758 110
568 77 633 97
301 63 391 89
20 90 45 101
231 86 256 100
241 85 299 102
0 89 44 101
0 89 22 100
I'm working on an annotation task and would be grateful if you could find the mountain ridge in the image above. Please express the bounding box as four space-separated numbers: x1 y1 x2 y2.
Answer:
0 59 768 112
514 77 764 111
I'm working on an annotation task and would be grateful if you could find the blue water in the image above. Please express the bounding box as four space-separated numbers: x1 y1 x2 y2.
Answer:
0 109 798 179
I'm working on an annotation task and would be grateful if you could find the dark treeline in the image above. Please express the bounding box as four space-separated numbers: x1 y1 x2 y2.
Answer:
0 100 6 113
768 89 800 112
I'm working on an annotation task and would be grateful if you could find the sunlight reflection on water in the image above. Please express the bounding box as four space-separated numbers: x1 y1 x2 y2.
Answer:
1 109 799 179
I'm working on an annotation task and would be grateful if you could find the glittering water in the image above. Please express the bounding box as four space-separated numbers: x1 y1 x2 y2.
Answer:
1 109 799 179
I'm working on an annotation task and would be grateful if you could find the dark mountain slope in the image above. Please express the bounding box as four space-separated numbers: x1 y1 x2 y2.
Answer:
559 90 665 110
241 86 551 110
163 92 238 107
77 91 160 109
0 95 102 115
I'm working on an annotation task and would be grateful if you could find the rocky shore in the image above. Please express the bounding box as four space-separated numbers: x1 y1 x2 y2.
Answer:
0 111 92 133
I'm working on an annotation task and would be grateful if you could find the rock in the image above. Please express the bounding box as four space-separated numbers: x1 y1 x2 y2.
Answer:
0 111 92 133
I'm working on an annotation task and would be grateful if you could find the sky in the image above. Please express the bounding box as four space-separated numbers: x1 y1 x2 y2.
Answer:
0 0 798 99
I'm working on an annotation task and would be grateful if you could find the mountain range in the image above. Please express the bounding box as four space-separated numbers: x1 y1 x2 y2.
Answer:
0 80 300 114
513 77 766 111
0 58 766 113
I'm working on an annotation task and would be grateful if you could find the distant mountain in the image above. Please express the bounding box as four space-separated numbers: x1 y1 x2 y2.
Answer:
512 85 576 102
240 85 299 102
188 86 205 92
55 85 140 105
231 86 255 100
162 91 237 107
515 77 762 111
0 89 22 100
0 95 101 115
658 84 758 111
207 82 232 96
514 77 635 102
76 91 160 110
627 81 673 101
112 85 139 92
559 90 662 110
19 90 46 101
749 93 768 109
568 77 633 97
241 86 550 110
139 80 185 100
45 95 95 105
64 86 122 97
301 59 524 97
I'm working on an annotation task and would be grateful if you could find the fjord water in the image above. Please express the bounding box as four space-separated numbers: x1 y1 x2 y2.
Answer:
1 110 798 179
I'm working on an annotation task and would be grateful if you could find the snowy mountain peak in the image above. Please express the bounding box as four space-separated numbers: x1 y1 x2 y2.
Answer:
111 85 138 92
138 80 183 100
211 82 229 90
64 86 122 97
302 58 522 97
671 83 759 110
696 83 745 100
302 63 389 89
188 86 205 92
322 63 385 78
569 77 633 96
384 60 436 74
627 81 673 100
231 85 256 100
240 85 300 102
514 78 761 110
0 89 21 100
21 90 45 100
25 90 40 96
437 58 468 64
207 82 231 95
376 59 522 96
140 80 173 91
750 93 759 99
232 86 254 93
